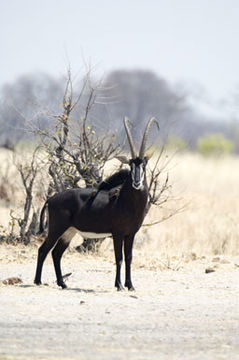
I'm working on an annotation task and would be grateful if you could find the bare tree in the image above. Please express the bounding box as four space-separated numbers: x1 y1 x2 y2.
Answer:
35 69 121 251
143 148 186 227
9 147 41 244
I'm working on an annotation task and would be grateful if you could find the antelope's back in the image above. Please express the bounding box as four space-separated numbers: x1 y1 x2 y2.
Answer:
48 187 114 233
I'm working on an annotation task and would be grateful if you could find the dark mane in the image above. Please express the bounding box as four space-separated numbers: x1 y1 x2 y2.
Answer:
98 169 130 191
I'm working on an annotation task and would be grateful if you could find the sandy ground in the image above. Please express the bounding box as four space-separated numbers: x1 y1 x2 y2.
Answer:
0 242 239 360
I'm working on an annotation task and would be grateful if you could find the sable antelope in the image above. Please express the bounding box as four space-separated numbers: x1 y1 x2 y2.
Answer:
34 117 158 290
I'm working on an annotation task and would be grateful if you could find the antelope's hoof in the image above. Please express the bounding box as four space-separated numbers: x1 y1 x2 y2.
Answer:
115 283 125 291
34 280 42 286
57 281 67 289
125 281 135 291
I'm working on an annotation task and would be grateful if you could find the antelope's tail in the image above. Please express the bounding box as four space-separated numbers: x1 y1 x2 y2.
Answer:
38 200 48 234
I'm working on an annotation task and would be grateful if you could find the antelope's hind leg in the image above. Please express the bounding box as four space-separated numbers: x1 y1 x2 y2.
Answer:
34 232 59 286
34 224 69 286
52 228 76 289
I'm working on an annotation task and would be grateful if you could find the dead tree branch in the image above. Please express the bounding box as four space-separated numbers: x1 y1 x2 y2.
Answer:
10 147 41 244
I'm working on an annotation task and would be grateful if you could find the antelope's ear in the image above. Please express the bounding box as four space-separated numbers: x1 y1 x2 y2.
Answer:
115 155 129 164
144 148 154 161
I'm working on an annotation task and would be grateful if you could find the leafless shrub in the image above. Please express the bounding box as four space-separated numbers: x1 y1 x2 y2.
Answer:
144 149 186 227
33 69 121 251
35 70 121 195
7 147 41 244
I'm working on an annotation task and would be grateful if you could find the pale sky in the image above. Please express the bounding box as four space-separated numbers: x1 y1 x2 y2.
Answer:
1 0 239 117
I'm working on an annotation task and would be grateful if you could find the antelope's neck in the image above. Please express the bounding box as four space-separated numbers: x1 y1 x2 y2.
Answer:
121 177 148 211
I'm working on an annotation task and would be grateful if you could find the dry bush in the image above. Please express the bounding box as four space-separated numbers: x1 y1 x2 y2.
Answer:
0 147 46 242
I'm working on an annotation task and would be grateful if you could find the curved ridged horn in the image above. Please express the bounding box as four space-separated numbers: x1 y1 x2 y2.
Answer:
124 117 137 159
139 117 159 158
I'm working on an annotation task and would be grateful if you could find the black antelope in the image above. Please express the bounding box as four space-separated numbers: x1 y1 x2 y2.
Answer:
34 117 158 290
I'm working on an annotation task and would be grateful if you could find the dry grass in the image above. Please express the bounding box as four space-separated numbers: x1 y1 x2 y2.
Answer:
1 149 239 259
140 153 239 258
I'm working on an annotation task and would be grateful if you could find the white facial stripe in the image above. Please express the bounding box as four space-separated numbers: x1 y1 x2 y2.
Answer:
131 163 144 190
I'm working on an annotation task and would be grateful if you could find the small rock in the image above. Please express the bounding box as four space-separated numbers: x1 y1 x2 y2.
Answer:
205 268 215 274
1 277 23 285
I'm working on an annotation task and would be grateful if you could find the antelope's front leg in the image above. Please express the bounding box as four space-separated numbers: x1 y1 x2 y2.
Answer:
124 234 135 291
113 235 124 291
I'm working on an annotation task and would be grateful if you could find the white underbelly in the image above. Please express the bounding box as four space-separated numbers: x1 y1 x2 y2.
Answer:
78 230 112 239
62 227 111 243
